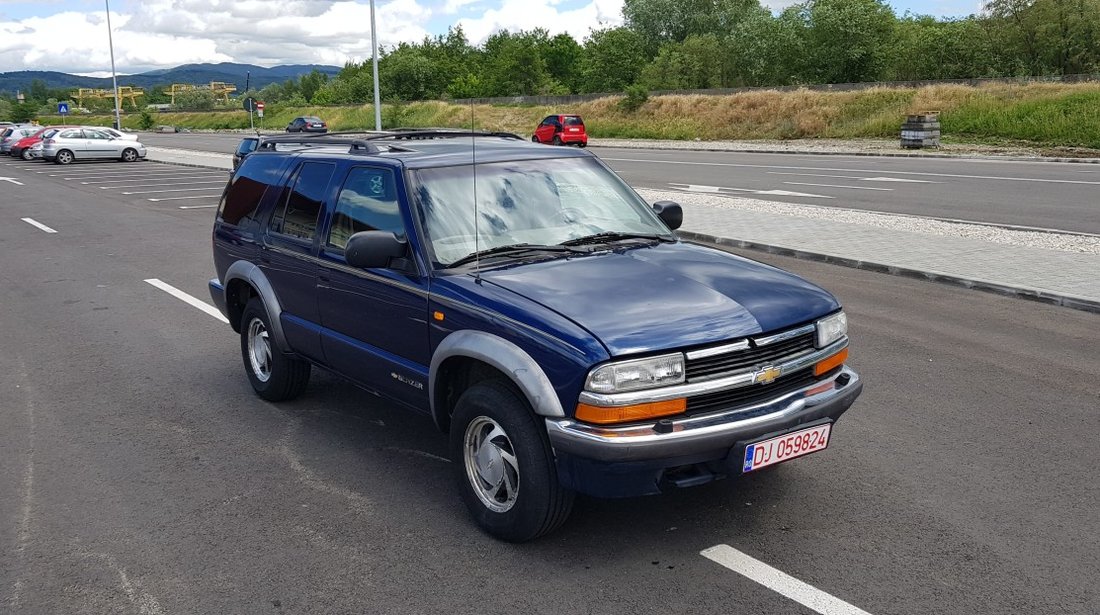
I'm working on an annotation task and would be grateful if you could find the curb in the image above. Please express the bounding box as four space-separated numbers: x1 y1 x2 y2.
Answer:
591 143 1100 164
677 230 1100 315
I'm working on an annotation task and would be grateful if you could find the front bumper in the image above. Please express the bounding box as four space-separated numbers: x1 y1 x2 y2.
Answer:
547 366 862 497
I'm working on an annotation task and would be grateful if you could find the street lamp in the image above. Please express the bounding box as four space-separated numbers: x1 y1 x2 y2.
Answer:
371 0 381 131
105 0 122 130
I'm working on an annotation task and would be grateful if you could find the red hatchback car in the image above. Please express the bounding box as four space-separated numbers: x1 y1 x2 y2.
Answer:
532 114 587 147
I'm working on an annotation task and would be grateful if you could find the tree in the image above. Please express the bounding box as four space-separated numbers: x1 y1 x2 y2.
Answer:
640 34 727 90
298 70 329 103
379 47 439 101
578 27 647 93
543 33 584 93
480 30 554 96
726 7 807 86
0 98 13 121
172 88 217 110
624 0 762 52
799 0 898 83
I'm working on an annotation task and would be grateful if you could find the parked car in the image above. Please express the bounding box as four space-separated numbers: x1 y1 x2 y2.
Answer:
286 116 328 133
11 126 76 160
208 131 862 542
26 141 44 160
1 125 39 154
42 127 147 164
531 114 587 147
232 135 262 170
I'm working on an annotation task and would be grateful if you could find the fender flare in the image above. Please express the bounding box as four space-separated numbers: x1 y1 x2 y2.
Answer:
429 330 566 430
222 261 289 351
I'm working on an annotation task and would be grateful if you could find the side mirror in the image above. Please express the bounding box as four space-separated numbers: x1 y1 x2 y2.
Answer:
345 231 408 269
651 201 683 231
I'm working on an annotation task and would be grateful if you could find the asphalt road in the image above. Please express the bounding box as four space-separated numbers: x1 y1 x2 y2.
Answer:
1 155 1098 615
137 132 1100 235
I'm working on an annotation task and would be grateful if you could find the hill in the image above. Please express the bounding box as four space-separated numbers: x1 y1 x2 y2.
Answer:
0 62 342 95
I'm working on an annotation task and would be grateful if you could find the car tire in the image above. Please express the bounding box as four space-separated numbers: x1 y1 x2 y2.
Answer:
240 298 311 402
55 150 74 165
21 149 32 160
451 379 574 542
531 135 539 143
578 142 587 148
552 136 562 146
121 148 139 162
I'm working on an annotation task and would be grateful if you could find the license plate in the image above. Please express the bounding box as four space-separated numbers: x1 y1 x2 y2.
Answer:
569 128 580 132
742 424 831 473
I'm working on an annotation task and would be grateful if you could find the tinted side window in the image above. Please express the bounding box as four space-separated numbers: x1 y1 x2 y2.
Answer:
218 155 285 226
60 130 81 138
271 161 335 240
326 167 404 250
236 139 258 156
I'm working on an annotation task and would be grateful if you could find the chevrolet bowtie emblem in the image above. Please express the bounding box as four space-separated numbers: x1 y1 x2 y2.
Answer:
753 366 782 385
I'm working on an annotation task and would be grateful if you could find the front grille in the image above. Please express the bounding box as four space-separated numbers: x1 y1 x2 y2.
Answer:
686 331 816 381
686 369 818 416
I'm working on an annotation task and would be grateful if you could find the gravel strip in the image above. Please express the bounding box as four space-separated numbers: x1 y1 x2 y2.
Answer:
636 188 1100 255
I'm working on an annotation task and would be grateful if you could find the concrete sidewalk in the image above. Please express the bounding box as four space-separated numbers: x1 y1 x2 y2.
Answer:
146 147 1100 314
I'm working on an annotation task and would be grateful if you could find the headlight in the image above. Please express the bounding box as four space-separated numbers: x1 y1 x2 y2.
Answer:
585 353 685 394
816 311 848 348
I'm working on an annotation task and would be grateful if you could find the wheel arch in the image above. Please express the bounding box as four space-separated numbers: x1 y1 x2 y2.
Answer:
430 331 566 433
221 261 290 351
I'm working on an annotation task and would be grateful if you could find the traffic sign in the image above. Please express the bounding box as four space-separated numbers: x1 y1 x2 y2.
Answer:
256 101 264 118
242 96 255 112
58 102 70 115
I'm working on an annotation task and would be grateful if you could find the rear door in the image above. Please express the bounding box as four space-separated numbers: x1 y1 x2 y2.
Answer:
260 159 338 362
315 164 431 409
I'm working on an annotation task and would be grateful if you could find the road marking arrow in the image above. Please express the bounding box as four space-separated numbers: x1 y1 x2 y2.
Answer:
1 177 25 185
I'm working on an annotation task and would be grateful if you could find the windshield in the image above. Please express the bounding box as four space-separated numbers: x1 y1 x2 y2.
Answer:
564 116 584 126
411 157 672 267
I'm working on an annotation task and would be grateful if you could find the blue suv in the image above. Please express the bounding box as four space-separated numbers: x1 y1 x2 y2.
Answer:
209 131 863 541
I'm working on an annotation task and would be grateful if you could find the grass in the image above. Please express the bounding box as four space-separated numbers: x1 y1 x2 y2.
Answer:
35 82 1100 150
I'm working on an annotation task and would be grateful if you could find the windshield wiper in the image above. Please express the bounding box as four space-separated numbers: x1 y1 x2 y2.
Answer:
559 231 674 247
448 243 583 268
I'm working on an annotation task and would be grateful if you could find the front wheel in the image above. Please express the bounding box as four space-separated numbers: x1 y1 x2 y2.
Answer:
451 380 574 542
239 298 311 401
531 135 539 143
21 149 33 160
121 148 139 162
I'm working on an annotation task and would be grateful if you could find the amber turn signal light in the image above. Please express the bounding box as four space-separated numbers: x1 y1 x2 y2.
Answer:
814 348 848 376
575 398 687 425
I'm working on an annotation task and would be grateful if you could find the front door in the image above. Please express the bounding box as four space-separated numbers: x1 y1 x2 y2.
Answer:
316 165 431 411
82 129 114 158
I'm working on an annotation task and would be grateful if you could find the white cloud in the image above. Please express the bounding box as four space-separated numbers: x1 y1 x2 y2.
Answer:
456 0 623 44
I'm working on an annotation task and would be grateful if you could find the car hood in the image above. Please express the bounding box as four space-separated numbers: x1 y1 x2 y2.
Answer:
479 242 840 356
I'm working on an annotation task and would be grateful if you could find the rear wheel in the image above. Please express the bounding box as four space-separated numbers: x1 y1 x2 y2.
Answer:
552 135 562 146
121 148 139 162
55 150 73 165
240 298 311 401
451 380 574 542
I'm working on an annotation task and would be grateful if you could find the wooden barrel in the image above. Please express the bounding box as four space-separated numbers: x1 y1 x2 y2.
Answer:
900 112 941 149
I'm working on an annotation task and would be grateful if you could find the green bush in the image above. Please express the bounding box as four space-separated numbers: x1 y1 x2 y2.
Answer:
138 109 156 130
618 84 649 113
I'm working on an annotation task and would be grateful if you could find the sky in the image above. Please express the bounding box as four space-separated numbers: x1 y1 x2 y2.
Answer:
0 0 984 76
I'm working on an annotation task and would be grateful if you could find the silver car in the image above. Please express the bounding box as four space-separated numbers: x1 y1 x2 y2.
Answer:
42 127 146 165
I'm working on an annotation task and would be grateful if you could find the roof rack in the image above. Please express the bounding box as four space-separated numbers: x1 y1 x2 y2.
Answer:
253 129 525 156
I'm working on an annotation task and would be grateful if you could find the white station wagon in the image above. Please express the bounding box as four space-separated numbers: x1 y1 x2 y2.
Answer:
42 127 147 165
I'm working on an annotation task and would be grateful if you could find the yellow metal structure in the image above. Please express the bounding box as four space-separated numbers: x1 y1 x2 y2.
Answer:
72 86 145 109
169 82 238 105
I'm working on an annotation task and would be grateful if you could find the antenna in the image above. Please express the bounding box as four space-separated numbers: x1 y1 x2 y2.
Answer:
471 100 480 282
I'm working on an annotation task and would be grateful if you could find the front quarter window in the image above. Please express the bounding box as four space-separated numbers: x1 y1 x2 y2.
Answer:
412 157 671 267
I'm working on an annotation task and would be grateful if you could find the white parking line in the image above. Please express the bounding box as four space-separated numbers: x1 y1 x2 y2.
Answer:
144 278 228 323
59 171 186 180
122 186 224 195
784 182 894 192
85 173 224 185
20 218 57 233
701 545 873 615
768 172 935 183
97 180 225 189
179 205 218 209
147 195 221 202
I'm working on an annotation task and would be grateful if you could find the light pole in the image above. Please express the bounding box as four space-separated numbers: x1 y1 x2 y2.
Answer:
105 0 122 130
371 0 381 131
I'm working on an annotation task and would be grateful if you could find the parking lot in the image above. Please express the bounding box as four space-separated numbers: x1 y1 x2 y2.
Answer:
2 153 1099 614
0 156 227 213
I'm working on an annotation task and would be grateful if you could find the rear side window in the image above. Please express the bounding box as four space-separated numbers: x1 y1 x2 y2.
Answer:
326 167 403 250
236 139 258 156
270 161 336 240
60 129 81 138
218 155 285 226
564 116 584 126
